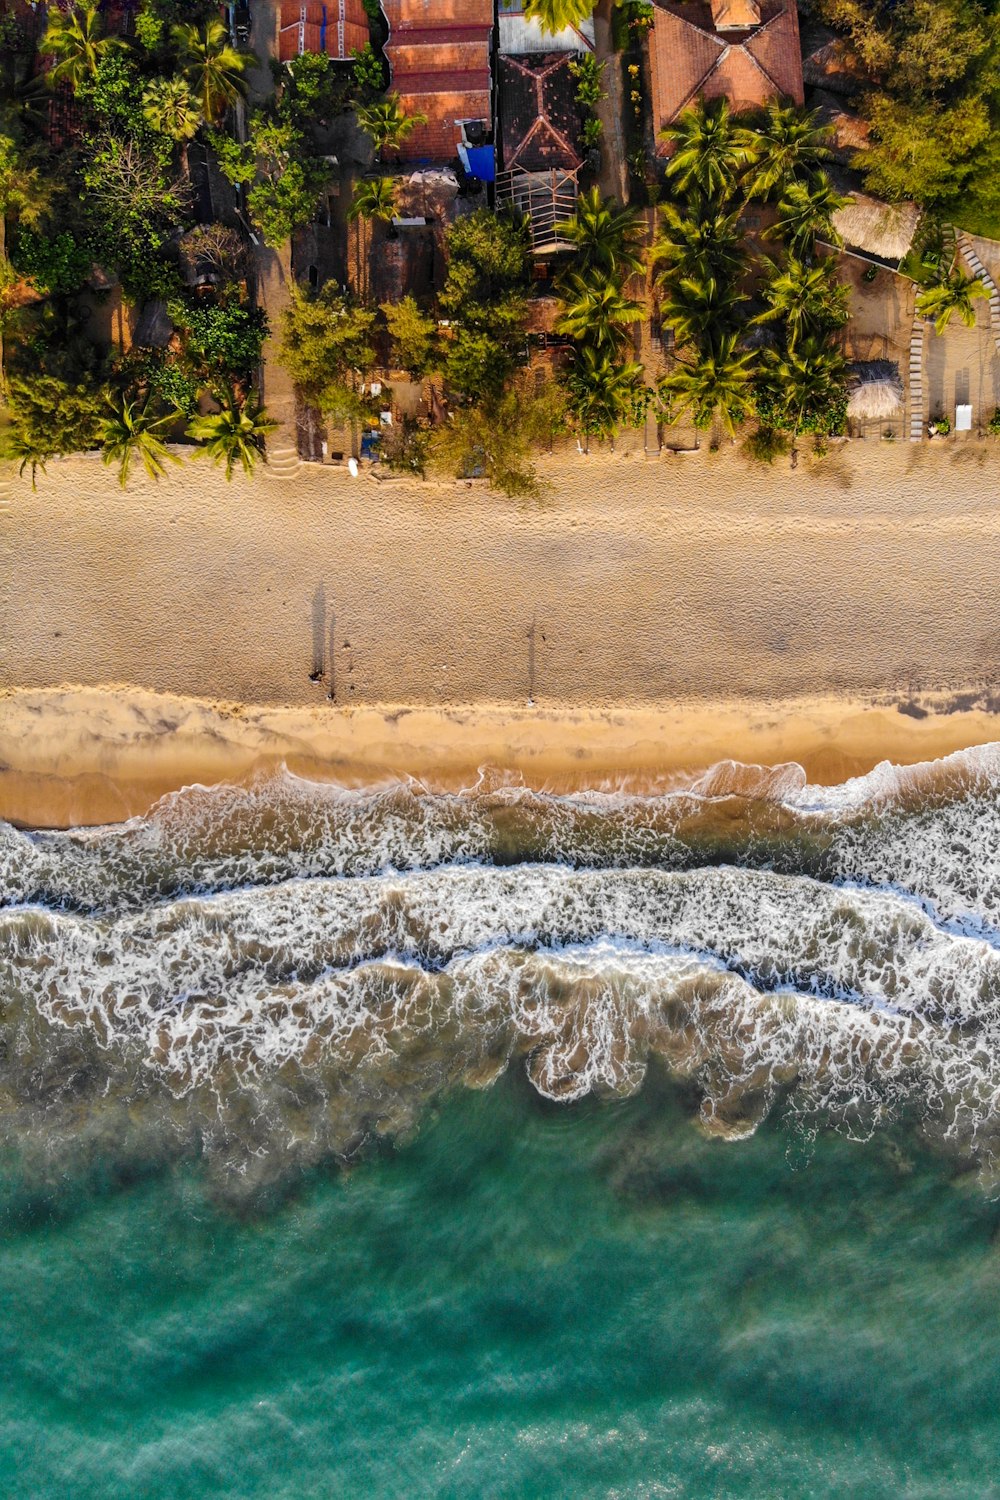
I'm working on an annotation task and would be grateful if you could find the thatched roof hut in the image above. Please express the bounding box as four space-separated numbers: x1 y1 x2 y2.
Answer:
833 190 920 262
847 360 903 421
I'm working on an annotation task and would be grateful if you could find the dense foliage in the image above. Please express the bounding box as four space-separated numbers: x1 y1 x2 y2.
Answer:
820 0 1000 232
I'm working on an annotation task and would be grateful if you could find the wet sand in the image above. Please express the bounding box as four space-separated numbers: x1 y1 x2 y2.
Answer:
3 441 1000 826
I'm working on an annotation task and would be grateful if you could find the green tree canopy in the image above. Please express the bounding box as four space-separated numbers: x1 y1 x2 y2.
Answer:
278 285 377 416
555 271 643 350
382 296 438 377
554 187 646 279
187 392 276 480
100 394 181 488
40 1 126 92
172 18 250 124
661 98 752 201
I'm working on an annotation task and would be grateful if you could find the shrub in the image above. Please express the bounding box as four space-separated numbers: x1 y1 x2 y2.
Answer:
170 299 269 381
11 229 91 296
743 425 792 464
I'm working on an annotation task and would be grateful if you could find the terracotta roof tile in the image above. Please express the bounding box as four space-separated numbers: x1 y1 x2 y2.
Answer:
381 0 493 161
649 0 804 153
711 0 760 27
278 2 370 61
500 54 582 172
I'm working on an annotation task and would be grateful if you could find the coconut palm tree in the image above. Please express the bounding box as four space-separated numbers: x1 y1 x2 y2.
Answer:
356 95 428 157
661 98 752 203
744 102 833 201
916 270 988 334
754 256 849 348
348 176 398 226
9 430 49 490
766 179 848 258
564 344 647 442
142 78 203 177
660 331 754 433
187 392 277 480
659 273 743 350
100 395 181 489
524 0 594 32
763 334 847 434
555 271 643 349
41 0 126 92
652 202 744 286
172 19 250 125
554 187 646 279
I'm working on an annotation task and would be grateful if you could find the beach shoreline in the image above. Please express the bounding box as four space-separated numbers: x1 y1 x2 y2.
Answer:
2 683 998 828
4 440 1000 826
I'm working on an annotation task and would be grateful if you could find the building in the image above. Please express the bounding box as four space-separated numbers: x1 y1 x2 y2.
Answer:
498 53 582 174
381 0 494 164
496 53 583 254
278 1 370 62
647 0 804 152
498 0 594 56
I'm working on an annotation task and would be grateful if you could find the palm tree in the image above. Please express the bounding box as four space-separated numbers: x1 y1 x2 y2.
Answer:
744 102 833 201
661 98 752 203
172 19 250 125
659 273 742 350
100 395 181 488
763 334 847 434
356 95 428 157
524 0 594 32
40 0 126 92
348 176 398 226
554 186 646 278
187 392 277 480
754 256 848 348
564 344 647 442
652 202 744 286
555 271 643 349
142 78 203 177
660 331 754 433
766 179 848 258
916 270 988 334
9 430 49 491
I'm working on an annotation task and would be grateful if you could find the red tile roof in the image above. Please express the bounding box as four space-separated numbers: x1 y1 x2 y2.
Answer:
382 0 493 162
648 0 804 153
500 54 582 173
278 2 370 62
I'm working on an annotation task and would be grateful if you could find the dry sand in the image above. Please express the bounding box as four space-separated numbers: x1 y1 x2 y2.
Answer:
3 440 1000 825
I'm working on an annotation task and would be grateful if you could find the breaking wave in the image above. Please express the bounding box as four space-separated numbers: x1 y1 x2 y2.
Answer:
4 745 1000 1199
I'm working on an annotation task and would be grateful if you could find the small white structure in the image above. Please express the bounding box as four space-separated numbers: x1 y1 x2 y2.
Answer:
956 403 973 432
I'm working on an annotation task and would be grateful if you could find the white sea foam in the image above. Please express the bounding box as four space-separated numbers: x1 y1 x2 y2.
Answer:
6 747 1000 1176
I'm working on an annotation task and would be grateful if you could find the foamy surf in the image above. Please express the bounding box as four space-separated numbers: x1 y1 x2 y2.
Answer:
4 745 1000 1191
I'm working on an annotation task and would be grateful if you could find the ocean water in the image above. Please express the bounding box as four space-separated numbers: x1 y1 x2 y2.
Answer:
5 754 1000 1496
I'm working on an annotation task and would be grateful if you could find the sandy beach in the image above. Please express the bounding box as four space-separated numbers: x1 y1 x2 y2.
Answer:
3 440 1000 825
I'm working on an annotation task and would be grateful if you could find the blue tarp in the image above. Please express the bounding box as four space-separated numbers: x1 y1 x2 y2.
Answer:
462 145 496 182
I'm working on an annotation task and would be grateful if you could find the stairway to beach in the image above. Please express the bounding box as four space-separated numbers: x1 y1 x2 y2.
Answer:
955 231 1000 352
909 316 926 442
262 447 302 481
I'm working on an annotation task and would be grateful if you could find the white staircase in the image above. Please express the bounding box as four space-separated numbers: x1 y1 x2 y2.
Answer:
909 317 926 442
955 230 1000 351
262 446 302 480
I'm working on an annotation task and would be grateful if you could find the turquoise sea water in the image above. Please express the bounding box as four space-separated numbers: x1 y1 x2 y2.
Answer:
5 758 1000 1497
5 1078 1000 1498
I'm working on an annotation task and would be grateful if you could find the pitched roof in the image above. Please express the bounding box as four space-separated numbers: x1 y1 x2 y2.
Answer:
382 0 493 162
711 0 761 28
833 191 920 261
648 0 804 152
278 1 370 62
500 53 582 172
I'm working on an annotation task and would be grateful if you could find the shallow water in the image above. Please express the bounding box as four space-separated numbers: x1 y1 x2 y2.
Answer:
4 753 1000 1494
